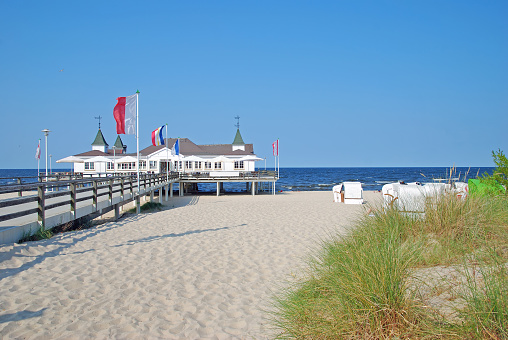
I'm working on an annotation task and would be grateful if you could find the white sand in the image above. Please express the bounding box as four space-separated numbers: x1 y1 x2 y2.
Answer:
0 191 380 339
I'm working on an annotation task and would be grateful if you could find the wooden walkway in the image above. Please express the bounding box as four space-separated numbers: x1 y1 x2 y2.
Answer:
0 171 278 244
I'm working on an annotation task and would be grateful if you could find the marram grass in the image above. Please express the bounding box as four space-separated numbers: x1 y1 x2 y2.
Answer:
272 193 508 339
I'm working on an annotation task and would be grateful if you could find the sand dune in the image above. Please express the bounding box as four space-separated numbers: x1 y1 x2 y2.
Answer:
0 191 380 339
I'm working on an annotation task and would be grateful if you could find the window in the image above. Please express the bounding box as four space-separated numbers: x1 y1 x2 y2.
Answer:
174 161 182 170
139 161 146 170
119 162 135 170
185 161 192 169
234 161 244 169
204 162 212 169
214 162 222 169
194 161 201 169
85 162 95 170
149 161 157 170
107 162 114 171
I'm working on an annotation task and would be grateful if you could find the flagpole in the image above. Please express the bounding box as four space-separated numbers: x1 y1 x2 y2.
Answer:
277 139 280 179
136 90 140 199
165 123 168 182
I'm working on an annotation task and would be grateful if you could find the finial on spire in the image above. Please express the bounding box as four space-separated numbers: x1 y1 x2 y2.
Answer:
234 115 240 129
95 115 103 130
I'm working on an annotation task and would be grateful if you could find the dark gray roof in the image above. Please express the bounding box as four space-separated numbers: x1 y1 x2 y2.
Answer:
140 138 255 156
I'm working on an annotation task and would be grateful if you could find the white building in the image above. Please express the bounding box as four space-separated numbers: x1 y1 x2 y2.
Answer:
57 128 262 177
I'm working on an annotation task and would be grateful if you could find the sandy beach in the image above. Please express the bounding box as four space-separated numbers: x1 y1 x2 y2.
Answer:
0 191 381 339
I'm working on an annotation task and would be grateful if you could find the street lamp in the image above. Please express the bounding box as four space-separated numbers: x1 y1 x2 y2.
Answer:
49 154 52 174
42 129 50 180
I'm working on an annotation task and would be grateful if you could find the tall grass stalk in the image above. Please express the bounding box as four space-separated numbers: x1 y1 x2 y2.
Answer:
459 250 508 339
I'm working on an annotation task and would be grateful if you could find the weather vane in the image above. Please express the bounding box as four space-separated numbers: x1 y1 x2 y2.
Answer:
95 115 102 130
234 115 240 129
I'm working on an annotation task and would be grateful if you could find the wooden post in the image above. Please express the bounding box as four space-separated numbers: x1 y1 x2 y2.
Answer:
16 178 23 197
165 184 169 201
37 185 45 227
121 178 125 200
135 195 140 214
93 180 98 211
109 179 113 205
114 204 120 221
216 182 220 197
150 190 154 203
251 181 255 196
159 188 163 203
70 182 76 219
170 183 173 198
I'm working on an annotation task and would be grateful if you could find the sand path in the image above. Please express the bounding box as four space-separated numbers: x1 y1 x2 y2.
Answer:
0 191 379 339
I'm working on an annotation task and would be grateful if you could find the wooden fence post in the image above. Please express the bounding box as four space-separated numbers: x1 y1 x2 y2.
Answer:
121 178 125 200
17 178 22 197
93 180 98 211
109 178 113 205
70 182 76 218
37 185 45 227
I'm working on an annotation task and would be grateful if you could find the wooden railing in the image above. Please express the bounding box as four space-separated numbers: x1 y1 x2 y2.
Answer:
0 173 179 227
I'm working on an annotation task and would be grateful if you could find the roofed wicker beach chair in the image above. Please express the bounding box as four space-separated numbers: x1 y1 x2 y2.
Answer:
342 182 363 204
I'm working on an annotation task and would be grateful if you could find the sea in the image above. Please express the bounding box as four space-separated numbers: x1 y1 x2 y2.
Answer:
0 167 494 192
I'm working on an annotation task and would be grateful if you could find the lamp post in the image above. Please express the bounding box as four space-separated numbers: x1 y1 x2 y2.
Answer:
49 154 52 174
42 129 50 181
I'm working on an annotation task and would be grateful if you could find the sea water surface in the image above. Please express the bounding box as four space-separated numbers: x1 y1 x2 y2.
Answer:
0 167 494 192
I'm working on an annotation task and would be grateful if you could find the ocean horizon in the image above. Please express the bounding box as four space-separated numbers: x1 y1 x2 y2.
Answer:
0 167 495 192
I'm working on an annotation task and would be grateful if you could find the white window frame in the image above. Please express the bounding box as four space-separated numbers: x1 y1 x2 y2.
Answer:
149 161 157 170
85 162 95 170
234 161 244 169
214 162 222 169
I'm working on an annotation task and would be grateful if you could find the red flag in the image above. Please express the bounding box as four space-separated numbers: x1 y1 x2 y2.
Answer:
113 94 137 135
35 140 41 160
272 139 279 156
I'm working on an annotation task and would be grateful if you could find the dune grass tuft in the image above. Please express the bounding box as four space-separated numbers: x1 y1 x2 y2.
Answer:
272 192 508 339
18 223 53 243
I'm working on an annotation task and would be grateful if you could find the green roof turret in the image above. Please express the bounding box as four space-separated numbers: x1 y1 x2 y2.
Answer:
113 135 124 149
232 128 245 145
92 129 109 146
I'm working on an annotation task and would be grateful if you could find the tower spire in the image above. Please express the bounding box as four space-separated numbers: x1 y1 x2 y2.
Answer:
95 115 103 129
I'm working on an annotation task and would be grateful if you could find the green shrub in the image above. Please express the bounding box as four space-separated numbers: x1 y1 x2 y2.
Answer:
18 224 53 243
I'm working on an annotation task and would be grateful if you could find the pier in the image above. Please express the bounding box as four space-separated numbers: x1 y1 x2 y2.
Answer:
0 171 278 244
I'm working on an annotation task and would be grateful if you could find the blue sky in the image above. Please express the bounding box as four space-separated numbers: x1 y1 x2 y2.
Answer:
1 1 506 169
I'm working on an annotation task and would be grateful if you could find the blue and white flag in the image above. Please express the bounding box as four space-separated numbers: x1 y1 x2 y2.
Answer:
171 139 180 155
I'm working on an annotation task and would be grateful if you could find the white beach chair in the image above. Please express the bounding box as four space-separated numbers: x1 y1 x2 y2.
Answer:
454 182 468 200
332 184 343 202
396 185 426 212
342 182 363 204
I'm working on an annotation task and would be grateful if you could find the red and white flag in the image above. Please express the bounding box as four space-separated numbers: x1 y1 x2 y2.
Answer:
272 139 279 156
113 94 137 135
35 140 41 160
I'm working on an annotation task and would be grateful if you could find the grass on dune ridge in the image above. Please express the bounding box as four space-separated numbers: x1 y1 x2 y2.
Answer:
272 191 508 339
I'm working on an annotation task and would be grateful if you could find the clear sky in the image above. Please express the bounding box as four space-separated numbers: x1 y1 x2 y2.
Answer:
1 1 506 169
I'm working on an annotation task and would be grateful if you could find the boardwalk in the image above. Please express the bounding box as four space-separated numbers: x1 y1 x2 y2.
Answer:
0 171 278 244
